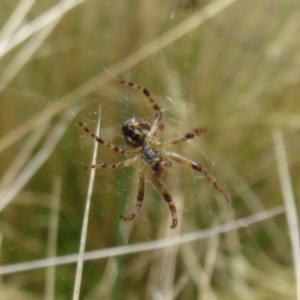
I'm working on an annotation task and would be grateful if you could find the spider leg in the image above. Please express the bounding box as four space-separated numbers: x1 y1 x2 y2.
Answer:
120 80 163 144
84 157 140 170
120 165 146 222
168 152 230 202
119 80 162 121
157 127 207 150
147 117 164 145
79 122 140 155
149 174 178 229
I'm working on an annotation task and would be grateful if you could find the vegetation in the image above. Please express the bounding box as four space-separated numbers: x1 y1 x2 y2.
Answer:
0 0 299 299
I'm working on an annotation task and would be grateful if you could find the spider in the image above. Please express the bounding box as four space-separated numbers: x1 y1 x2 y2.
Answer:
78 81 229 229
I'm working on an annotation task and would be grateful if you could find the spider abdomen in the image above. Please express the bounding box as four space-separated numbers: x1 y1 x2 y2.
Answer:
122 118 151 148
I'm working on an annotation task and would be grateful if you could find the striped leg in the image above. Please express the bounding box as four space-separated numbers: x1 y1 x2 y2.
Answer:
120 165 146 222
120 81 164 145
85 157 140 170
159 127 207 149
149 175 178 229
119 81 162 121
168 152 230 203
79 122 140 155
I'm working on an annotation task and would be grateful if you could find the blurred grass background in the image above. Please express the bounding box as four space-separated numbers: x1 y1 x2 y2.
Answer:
0 0 299 299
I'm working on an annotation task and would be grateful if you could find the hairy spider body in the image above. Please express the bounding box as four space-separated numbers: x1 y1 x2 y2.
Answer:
122 117 171 171
122 118 151 148
79 81 229 229
142 147 159 165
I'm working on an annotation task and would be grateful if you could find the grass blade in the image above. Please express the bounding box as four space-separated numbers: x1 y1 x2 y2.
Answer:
72 109 101 300
272 128 300 300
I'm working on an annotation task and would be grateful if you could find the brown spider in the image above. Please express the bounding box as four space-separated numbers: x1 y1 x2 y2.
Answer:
79 81 229 228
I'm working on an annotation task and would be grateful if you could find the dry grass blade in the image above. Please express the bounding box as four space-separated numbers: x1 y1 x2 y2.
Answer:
72 109 101 300
220 161 284 242
0 104 61 153
0 0 84 58
0 0 34 42
0 105 79 212
272 128 300 299
0 206 284 276
45 177 61 300
0 118 49 190
0 19 61 92
112 0 236 74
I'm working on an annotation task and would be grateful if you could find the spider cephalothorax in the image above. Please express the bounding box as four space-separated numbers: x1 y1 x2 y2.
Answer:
79 81 229 228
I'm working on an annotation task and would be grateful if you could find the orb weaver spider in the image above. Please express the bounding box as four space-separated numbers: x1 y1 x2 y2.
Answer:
79 81 229 228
